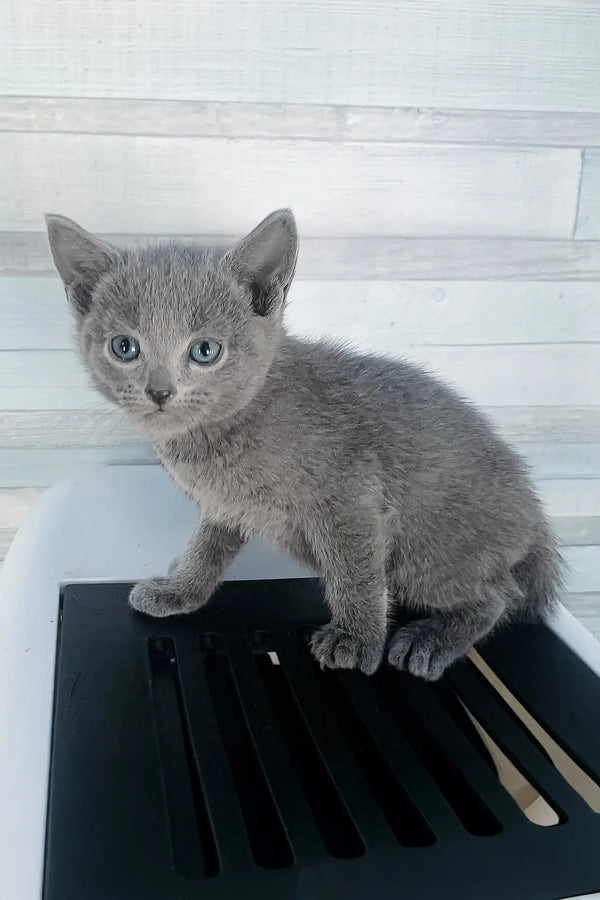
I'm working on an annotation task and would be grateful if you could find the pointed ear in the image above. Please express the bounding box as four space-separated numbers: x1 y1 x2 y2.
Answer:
45 214 121 317
221 209 298 316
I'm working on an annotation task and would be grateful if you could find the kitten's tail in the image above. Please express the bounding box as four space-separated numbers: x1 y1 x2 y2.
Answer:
512 530 565 621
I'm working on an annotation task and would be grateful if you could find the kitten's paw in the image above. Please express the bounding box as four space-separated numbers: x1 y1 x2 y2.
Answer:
128 577 208 618
387 619 465 681
310 623 385 676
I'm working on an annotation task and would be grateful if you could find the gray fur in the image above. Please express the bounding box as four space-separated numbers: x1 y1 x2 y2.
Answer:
46 209 563 679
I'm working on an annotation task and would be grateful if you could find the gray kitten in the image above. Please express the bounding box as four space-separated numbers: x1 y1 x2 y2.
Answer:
46 209 562 679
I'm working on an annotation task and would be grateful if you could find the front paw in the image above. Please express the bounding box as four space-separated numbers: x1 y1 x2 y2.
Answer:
310 623 385 676
387 619 462 681
128 577 208 618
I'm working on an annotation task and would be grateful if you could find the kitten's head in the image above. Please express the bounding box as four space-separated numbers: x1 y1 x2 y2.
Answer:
46 210 298 438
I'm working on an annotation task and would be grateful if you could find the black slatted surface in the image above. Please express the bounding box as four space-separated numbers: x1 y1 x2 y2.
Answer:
44 580 600 900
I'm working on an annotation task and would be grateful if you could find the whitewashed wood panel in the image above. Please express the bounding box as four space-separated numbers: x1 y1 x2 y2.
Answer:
540 479 600 519
5 233 600 281
0 487 43 529
3 97 600 148
0 479 597 545
562 600 600 644
287 282 600 349
1 345 597 410
0 448 156 487
563 546 600 594
0 411 140 449
487 408 600 445
522 445 600 481
575 151 600 239
0 531 15 560
403 346 598 407
3 408 599 450
564 594 600 615
0 445 598 488
556 518 600 547
1 479 596 524
0 231 600 281
1 1 600 112
3 278 599 351
0 133 581 238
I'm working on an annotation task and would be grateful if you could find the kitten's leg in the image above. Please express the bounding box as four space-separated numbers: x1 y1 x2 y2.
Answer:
387 581 511 681
307 523 388 676
129 520 245 617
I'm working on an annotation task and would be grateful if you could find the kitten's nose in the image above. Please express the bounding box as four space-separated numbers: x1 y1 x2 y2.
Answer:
146 388 172 406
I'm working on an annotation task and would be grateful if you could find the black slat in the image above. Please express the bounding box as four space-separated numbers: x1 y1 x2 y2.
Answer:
45 581 600 900
336 670 459 841
388 672 524 830
148 636 219 878
274 630 399 852
448 661 594 822
199 633 294 869
480 624 600 784
173 634 255 874
224 633 328 862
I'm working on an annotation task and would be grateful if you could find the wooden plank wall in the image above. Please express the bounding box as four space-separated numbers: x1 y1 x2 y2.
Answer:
1 1 599 634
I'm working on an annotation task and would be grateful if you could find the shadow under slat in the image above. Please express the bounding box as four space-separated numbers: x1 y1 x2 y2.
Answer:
377 669 517 834
200 633 294 870
273 630 399 852
448 662 593 824
148 636 220 879
253 643 366 859
226 631 349 862
173 634 255 875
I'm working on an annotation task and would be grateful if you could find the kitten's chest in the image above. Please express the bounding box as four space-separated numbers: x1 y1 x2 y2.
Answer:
153 435 292 542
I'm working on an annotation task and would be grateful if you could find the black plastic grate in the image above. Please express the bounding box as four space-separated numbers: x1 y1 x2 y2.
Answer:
44 579 600 900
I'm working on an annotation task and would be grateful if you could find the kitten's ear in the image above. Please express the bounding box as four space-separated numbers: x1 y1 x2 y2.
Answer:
221 209 298 316
45 214 121 317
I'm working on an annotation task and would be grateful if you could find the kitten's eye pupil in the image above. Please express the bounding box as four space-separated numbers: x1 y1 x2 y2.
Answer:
110 335 140 362
190 339 222 365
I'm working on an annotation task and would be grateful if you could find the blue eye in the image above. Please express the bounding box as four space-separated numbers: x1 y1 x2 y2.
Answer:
110 335 140 361
189 339 222 365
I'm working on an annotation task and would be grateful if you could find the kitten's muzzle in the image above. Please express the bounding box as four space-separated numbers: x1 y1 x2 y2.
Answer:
146 388 172 408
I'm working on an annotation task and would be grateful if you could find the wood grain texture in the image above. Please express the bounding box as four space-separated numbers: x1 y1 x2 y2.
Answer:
3 278 599 350
540 479 600 519
0 133 581 238
3 97 600 148
575 150 600 239
0 531 15 560
0 477 595 517
1 444 598 487
1 344 597 409
523 444 600 481
3 407 599 450
563 546 600 594
0 487 44 528
555 518 600 547
0 448 156 487
563 597 600 638
0 482 600 524
0 481 597 545
1 1 600 112
4 233 600 281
